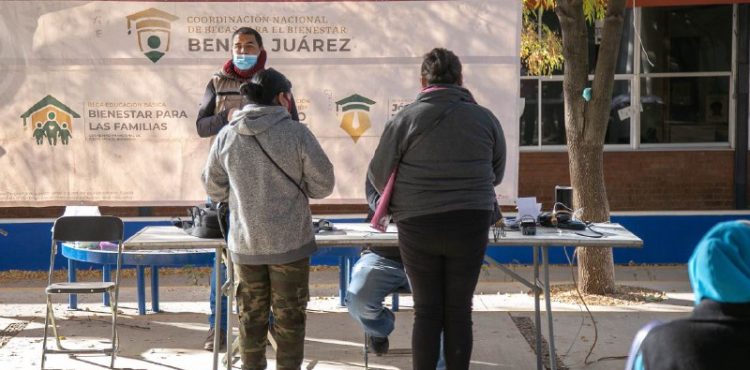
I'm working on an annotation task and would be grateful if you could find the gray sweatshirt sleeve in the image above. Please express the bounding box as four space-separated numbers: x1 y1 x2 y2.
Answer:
299 127 335 199
201 135 230 202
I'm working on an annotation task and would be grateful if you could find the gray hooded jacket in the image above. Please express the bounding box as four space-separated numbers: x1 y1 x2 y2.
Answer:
202 105 335 265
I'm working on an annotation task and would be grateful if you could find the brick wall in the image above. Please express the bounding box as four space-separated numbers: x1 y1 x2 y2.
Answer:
520 150 736 211
0 150 739 218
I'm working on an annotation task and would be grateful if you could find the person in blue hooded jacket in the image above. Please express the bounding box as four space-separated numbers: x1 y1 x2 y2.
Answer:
626 220 750 370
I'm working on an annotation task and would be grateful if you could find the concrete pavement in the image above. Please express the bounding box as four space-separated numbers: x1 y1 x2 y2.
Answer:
0 265 693 369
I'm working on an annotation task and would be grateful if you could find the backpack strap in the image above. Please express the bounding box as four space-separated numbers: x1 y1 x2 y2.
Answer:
252 136 307 197
405 100 463 154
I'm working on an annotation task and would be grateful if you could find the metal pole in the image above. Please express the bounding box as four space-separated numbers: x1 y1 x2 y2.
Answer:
212 247 222 370
136 266 146 315
102 264 111 306
151 266 159 313
735 4 749 209
68 259 77 309
533 246 542 370
543 247 557 370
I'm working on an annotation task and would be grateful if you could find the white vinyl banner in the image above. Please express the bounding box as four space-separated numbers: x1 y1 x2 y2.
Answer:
0 0 520 206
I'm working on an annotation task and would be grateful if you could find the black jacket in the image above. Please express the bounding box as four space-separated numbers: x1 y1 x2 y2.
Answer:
641 299 750 370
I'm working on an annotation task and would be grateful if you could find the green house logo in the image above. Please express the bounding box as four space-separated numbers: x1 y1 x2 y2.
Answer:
20 95 80 146
335 94 376 143
127 8 179 63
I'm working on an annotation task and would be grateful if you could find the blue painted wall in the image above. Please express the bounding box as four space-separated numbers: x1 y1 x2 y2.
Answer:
1 213 748 271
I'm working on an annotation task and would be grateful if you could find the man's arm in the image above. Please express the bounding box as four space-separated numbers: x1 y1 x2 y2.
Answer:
196 80 231 138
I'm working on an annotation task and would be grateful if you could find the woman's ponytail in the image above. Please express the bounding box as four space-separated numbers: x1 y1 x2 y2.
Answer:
239 68 292 106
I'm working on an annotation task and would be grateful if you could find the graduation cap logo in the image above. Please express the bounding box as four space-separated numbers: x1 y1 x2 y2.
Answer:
335 94 376 143
126 8 179 63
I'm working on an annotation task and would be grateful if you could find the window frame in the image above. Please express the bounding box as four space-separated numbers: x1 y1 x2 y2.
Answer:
519 4 737 152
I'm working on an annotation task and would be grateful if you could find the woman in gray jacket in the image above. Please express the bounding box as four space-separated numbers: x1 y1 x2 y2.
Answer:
368 48 506 370
202 68 334 370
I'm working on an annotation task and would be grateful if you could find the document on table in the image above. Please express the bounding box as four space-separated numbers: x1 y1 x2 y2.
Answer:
331 222 398 233
516 197 542 220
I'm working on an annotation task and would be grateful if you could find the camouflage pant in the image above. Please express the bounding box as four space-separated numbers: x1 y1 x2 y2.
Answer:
234 257 310 370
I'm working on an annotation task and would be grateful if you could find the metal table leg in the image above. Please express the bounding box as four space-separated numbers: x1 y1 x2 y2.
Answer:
68 259 77 309
338 256 348 306
151 266 159 313
136 266 146 315
542 247 557 370
225 253 234 370
212 248 222 370
533 246 542 370
102 264 111 306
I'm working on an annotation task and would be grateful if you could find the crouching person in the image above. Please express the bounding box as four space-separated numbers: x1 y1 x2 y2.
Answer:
202 68 335 370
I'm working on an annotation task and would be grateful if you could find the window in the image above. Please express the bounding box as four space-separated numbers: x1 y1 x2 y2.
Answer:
640 76 729 144
639 5 732 145
519 5 733 149
640 6 732 73
520 79 539 146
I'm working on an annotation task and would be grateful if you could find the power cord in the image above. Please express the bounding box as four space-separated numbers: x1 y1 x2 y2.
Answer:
563 247 599 365
563 246 630 365
576 223 605 238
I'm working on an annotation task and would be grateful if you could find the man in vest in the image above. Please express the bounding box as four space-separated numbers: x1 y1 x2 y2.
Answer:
195 27 298 351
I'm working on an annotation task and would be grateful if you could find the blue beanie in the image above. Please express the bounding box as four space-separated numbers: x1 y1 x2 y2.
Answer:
688 220 750 305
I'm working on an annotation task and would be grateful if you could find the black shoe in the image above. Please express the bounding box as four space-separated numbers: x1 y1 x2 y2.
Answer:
367 335 389 356
203 327 227 351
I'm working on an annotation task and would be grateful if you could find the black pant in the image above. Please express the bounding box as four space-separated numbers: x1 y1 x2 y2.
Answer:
397 209 491 370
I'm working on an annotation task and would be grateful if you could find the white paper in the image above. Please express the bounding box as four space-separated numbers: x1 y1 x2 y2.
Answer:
516 197 541 220
62 206 101 216
617 106 632 121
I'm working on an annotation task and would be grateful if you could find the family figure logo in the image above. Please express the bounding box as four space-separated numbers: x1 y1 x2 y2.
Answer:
126 8 179 63
20 95 80 146
335 94 375 143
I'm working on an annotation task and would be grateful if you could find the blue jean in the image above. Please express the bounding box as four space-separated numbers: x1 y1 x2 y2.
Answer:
209 259 228 331
345 252 410 338
345 252 445 370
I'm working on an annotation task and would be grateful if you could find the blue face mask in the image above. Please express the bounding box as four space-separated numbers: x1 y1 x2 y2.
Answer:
233 54 258 70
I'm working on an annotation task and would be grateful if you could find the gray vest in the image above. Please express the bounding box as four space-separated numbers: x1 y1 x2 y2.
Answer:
211 74 244 114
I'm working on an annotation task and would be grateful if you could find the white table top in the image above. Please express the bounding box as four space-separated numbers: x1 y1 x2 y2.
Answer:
125 225 225 250
126 222 642 250
316 222 642 248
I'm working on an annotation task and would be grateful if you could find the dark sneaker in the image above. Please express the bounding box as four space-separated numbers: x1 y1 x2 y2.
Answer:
367 335 389 356
203 327 227 351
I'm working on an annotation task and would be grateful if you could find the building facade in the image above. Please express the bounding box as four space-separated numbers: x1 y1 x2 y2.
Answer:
520 0 750 211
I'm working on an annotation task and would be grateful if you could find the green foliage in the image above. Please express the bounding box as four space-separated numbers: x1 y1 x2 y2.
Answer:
521 0 609 75
521 11 563 76
523 0 607 22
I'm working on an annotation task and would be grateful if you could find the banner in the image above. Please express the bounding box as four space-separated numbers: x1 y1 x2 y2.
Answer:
0 0 520 206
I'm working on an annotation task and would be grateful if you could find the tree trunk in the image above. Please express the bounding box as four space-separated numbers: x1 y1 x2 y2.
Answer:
556 0 626 294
